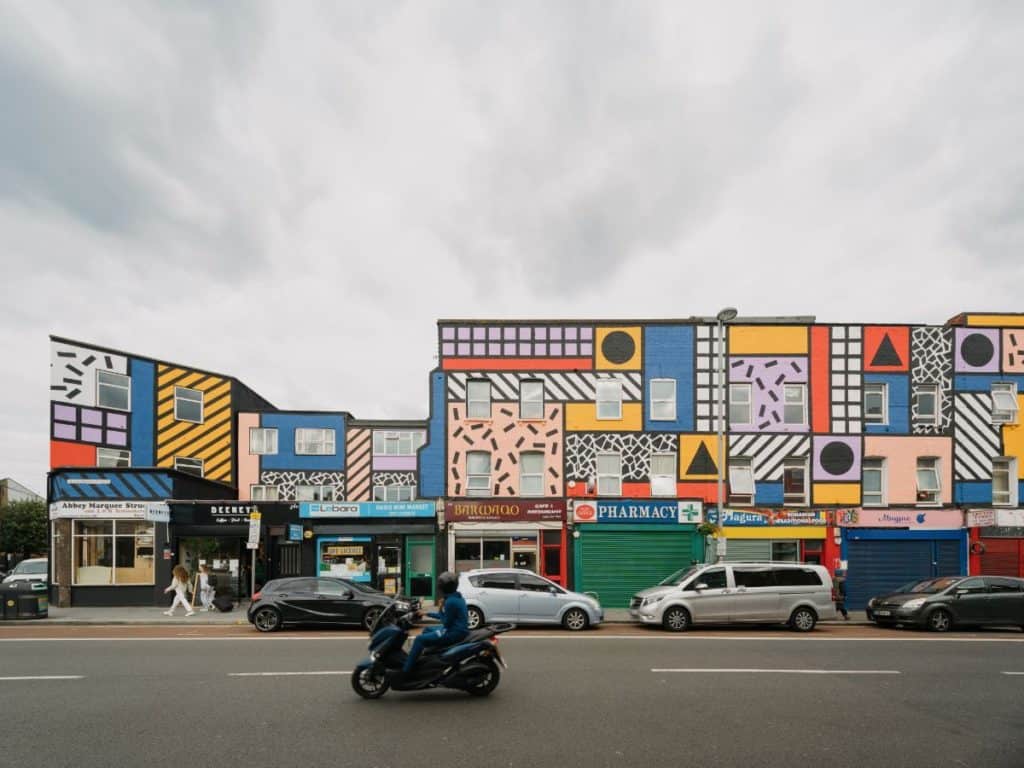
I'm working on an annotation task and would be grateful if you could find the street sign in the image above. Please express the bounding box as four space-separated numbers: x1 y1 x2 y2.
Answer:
246 511 262 550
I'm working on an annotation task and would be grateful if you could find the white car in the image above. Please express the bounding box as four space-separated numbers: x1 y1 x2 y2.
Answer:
2 558 48 584
458 568 603 631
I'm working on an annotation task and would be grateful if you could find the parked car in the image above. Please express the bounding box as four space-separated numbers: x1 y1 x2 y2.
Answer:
1 558 48 584
866 575 1024 632
247 577 420 632
630 561 836 632
459 568 603 631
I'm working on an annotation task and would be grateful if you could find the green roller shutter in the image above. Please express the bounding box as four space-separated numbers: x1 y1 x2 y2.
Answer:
576 526 700 608
722 540 771 562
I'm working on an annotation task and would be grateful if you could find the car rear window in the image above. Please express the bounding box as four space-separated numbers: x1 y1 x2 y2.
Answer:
774 568 822 587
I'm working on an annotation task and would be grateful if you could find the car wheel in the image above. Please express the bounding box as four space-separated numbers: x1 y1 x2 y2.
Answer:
927 608 953 633
467 606 484 630
464 659 501 697
252 606 281 633
789 607 817 632
562 607 589 631
362 607 383 632
351 664 390 699
662 606 691 632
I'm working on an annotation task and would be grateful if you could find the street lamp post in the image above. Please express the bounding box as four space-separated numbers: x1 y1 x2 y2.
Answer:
715 307 738 563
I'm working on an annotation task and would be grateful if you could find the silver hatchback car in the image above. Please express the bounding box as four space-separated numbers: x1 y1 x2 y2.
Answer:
458 568 603 631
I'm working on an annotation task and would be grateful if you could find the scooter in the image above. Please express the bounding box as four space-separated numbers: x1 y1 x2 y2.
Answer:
351 602 512 699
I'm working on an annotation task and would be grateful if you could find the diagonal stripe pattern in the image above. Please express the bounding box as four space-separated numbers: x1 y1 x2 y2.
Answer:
729 434 811 481
346 428 372 501
954 393 1002 480
155 365 233 482
446 372 643 402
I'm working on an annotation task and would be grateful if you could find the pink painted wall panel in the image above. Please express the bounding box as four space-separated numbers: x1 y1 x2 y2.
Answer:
237 412 260 500
864 435 953 506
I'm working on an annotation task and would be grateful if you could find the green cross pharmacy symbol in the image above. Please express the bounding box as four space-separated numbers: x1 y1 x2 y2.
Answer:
678 502 702 523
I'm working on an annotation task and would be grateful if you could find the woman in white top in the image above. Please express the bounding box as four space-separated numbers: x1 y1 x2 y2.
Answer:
198 564 215 612
163 565 194 617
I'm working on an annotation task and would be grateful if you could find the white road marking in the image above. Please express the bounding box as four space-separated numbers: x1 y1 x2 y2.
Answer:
0 675 84 681
228 670 351 677
1001 671 1024 675
652 668 900 675
0 634 1022 643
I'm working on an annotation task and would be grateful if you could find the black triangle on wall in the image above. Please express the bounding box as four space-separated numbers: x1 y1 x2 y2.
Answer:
686 442 718 475
871 334 902 367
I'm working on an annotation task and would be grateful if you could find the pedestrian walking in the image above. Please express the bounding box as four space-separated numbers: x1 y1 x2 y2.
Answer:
198 564 215 612
834 570 849 620
164 565 195 617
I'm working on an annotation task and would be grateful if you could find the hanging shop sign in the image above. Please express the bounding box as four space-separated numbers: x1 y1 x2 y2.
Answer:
705 508 830 527
288 524 304 541
444 499 566 524
300 501 435 519
246 511 262 550
49 501 170 520
966 509 1024 527
574 500 703 525
837 508 964 529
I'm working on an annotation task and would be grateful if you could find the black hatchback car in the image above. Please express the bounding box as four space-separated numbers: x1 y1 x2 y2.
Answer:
866 575 1024 632
247 577 420 632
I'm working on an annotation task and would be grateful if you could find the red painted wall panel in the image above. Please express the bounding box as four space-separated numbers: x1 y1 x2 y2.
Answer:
810 326 831 433
50 440 96 469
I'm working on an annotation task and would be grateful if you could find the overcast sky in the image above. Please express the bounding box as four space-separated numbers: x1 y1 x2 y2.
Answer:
3 1 1023 496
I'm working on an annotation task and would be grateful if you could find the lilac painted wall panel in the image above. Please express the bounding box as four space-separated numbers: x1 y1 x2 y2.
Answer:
373 455 417 471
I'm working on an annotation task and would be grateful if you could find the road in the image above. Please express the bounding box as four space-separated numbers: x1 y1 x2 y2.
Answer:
1 625 1022 768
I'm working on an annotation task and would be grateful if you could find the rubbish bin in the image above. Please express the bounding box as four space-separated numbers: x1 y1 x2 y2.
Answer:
0 581 49 619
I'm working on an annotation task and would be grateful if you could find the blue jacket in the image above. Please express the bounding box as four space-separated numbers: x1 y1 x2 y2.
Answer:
427 591 469 638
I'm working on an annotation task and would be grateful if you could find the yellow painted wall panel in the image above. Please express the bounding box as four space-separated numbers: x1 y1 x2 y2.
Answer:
728 325 809 355
680 434 720 479
565 402 643 431
813 483 860 505
1002 403 1024 478
595 327 643 370
965 314 1024 327
724 526 826 540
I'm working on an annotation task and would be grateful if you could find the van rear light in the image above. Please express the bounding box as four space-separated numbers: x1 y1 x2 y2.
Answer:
252 591 262 601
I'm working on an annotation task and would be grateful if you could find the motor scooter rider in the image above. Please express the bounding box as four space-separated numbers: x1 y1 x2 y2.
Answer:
401 571 468 674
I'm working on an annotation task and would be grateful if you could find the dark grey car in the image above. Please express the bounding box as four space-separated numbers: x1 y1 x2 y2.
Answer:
866 575 1024 632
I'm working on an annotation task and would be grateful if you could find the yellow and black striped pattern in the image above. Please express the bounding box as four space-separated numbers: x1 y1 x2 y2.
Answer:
156 365 233 483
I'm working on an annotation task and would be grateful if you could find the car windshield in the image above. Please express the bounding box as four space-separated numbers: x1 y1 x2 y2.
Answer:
906 577 961 594
658 566 698 587
14 561 46 575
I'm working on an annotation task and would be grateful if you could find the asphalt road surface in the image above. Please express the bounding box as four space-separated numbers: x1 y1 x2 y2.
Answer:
1 627 1022 768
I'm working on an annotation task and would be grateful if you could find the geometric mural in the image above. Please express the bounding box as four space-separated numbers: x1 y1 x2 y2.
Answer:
259 471 346 500
565 433 678 483
954 328 1000 373
727 434 811 481
829 326 863 434
728 356 808 432
695 325 724 432
50 340 128 405
911 326 953 435
812 435 861 481
346 427 372 501
446 371 642 402
953 393 1002 480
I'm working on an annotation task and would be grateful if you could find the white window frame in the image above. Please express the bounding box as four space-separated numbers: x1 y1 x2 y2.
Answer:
71 519 155 586
992 457 1018 507
915 457 941 506
782 384 807 426
862 457 886 507
729 383 752 426
915 383 940 426
250 485 279 501
728 457 754 505
991 383 1019 425
373 431 426 456
864 383 888 425
96 370 131 412
596 452 622 496
295 428 336 455
519 380 545 420
174 456 204 477
295 484 337 501
650 453 677 497
96 447 131 468
173 386 204 424
249 428 279 455
373 485 416 502
596 381 623 421
649 379 677 422
782 457 808 506
466 451 492 496
467 381 491 420
519 451 545 497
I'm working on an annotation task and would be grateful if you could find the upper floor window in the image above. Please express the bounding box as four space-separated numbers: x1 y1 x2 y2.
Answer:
373 431 426 456
250 485 279 501
649 379 676 421
728 458 754 505
519 380 545 420
519 452 544 496
596 381 622 420
295 428 335 455
250 428 278 455
992 457 1018 507
650 453 676 497
992 383 1019 425
467 381 491 420
97 447 131 468
174 456 204 478
296 484 337 501
862 457 886 507
783 457 807 505
96 370 131 411
174 386 203 424
729 383 752 426
373 485 416 502
864 383 888 425
466 451 491 496
783 384 806 425
916 457 941 506
596 452 622 496
915 383 940 426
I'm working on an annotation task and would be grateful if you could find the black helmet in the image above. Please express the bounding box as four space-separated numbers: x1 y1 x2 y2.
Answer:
437 571 458 595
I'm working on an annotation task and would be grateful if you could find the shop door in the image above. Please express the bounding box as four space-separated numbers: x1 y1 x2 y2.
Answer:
576 529 699 609
405 538 435 601
540 529 564 585
980 539 1024 577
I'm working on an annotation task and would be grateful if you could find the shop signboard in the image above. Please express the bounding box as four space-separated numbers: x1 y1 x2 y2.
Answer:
967 509 1024 528
300 501 435 519
49 501 169 520
444 499 566 523
574 500 703 525
246 511 262 549
837 508 964 529
288 524 304 541
705 508 830 527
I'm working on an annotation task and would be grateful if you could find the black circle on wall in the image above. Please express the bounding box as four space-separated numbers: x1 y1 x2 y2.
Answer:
820 441 855 476
602 331 636 365
960 333 995 368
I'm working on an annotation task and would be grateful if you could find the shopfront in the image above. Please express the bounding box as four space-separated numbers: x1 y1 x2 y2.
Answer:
300 501 438 599
706 508 838 567
445 500 566 586
967 509 1024 577
840 508 967 610
572 499 703 608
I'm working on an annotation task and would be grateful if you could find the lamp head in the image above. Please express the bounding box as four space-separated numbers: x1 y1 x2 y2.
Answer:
716 307 738 322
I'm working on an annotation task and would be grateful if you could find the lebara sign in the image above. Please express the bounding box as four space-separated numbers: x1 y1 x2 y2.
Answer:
575 500 703 525
300 501 435 519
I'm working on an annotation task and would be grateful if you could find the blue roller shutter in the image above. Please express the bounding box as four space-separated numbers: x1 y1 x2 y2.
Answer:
934 540 962 578
846 539 933 610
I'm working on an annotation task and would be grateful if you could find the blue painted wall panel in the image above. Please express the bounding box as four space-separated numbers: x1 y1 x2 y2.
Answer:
419 372 447 498
260 413 346 471
643 325 694 432
956 480 1024 504
52 471 173 500
754 482 784 505
130 358 155 467
865 374 910 435
953 374 1024 392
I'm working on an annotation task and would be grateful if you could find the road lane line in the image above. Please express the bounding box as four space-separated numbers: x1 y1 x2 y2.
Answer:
1 635 1023 643
0 675 84 681
652 668 900 675
1001 672 1024 675
228 670 351 677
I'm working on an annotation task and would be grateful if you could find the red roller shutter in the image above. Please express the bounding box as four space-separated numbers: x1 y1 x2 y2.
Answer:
979 538 1024 577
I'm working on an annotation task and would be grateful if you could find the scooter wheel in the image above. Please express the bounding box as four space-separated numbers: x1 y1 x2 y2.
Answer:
351 664 390 699
464 660 501 697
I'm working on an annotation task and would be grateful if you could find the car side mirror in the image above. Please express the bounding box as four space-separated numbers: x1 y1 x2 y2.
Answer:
548 586 558 594
694 582 708 591
955 588 968 597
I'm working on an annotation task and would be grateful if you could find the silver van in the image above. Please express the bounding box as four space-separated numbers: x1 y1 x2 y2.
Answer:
629 562 836 632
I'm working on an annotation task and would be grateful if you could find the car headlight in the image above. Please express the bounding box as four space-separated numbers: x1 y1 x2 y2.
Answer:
867 598 876 608
643 595 665 606
395 601 410 612
901 598 926 611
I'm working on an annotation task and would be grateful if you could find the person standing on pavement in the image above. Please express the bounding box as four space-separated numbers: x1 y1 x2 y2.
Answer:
834 570 850 620
164 565 195 617
198 564 215 612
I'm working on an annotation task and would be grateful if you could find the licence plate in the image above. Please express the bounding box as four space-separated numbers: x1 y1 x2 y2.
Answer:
629 609 639 617
875 610 891 617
